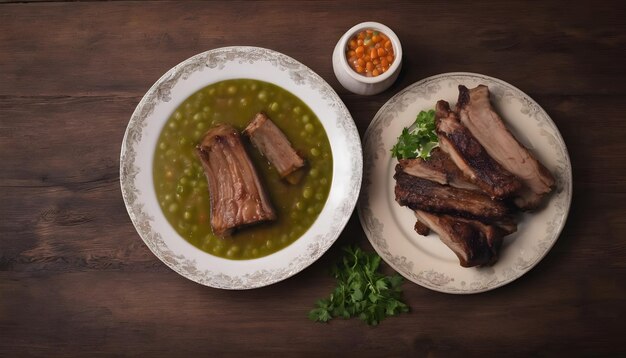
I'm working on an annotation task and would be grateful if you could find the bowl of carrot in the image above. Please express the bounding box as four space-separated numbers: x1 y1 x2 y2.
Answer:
332 21 402 95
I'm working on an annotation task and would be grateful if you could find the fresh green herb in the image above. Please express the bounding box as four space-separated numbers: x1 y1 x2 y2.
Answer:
308 246 409 326
390 109 438 159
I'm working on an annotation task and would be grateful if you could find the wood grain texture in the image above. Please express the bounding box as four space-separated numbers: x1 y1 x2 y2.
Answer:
1 1 625 357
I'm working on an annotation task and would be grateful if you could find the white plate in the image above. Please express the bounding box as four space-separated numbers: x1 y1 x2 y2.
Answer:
120 47 362 289
358 73 572 294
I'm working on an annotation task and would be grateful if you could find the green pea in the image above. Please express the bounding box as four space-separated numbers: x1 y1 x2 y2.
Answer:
310 168 319 177
183 211 192 221
321 178 328 185
293 106 302 114
176 185 184 194
159 142 167 150
239 98 248 107
307 207 315 215
190 180 198 187
226 245 240 258
302 115 310 123
174 111 182 120
164 194 172 202
193 113 202 121
183 168 192 177
179 137 188 146
269 102 279 111
194 130 202 139
295 201 304 210
165 149 175 157
251 248 259 256
168 121 177 129
197 122 206 130
208 88 216 96
179 177 188 185
310 148 320 157
304 123 314 132
315 192 324 201
300 131 307 137
203 106 211 113
265 240 273 249
258 91 268 101
227 86 237 95
185 102 192 110
303 187 313 199
168 203 179 213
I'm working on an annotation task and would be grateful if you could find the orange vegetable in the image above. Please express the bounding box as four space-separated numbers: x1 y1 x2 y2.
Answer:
345 28 395 77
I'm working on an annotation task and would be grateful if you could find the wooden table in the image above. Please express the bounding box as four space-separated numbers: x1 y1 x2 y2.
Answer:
2 1 625 356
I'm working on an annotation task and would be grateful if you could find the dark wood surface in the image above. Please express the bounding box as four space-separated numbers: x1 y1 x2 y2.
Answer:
1 1 625 356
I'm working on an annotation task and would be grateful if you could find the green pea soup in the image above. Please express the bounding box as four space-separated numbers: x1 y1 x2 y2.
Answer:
153 79 333 260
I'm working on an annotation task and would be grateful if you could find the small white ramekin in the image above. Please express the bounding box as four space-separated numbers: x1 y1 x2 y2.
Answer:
332 21 402 96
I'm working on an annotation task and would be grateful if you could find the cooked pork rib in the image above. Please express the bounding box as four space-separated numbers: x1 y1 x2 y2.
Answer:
435 100 522 199
394 168 511 222
414 220 431 236
196 124 276 236
244 112 305 182
456 85 555 209
398 147 480 191
414 210 504 267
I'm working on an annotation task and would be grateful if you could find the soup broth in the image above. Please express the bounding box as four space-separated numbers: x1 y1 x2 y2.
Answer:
153 79 333 260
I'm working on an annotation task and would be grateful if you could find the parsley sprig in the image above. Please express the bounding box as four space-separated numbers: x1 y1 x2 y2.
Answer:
308 246 409 325
391 109 439 160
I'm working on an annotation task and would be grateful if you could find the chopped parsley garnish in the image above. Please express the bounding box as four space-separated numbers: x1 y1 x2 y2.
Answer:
391 109 438 160
308 246 409 326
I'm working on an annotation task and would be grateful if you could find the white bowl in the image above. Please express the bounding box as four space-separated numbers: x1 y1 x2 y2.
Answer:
120 47 362 289
332 22 403 95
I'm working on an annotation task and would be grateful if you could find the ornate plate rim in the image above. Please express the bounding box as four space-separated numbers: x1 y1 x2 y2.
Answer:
120 46 362 289
357 72 572 294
